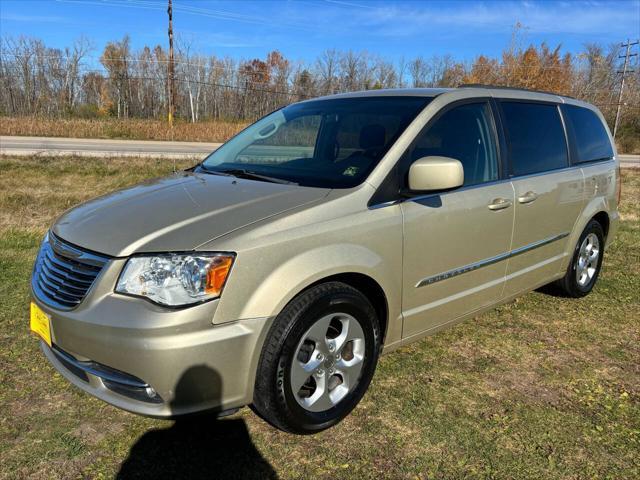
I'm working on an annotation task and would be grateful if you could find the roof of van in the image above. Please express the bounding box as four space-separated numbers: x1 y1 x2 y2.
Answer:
309 86 590 108
309 88 452 100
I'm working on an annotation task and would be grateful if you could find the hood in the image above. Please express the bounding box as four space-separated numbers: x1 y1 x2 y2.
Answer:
52 172 330 257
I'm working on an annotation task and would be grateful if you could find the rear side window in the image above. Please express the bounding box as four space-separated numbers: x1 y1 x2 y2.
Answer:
501 102 568 176
562 105 613 163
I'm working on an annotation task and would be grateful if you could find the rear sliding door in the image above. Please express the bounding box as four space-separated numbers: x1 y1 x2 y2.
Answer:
499 101 585 297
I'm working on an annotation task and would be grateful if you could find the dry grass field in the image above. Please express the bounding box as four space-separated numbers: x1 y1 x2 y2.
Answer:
0 156 638 479
0 117 247 143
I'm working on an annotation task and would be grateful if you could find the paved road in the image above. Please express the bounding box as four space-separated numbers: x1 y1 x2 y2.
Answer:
0 136 221 159
619 154 640 169
1 136 639 167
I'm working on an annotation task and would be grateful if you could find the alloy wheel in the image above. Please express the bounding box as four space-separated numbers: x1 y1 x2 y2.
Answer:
290 313 365 412
576 233 600 287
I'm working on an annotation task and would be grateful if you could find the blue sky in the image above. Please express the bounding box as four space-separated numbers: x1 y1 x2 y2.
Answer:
1 0 639 66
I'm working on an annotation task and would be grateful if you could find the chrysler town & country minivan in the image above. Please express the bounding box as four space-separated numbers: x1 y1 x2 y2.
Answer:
30 86 620 433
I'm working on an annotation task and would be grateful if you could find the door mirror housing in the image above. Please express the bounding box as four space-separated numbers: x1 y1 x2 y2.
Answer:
408 156 464 192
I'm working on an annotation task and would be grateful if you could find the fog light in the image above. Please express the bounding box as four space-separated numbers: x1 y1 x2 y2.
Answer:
145 386 157 398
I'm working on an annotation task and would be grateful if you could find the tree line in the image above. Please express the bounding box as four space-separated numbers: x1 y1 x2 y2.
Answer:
0 31 638 149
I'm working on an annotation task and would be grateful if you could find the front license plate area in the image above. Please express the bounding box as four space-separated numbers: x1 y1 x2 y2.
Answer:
30 302 52 347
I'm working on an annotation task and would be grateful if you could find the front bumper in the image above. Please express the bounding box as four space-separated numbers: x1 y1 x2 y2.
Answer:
32 268 273 417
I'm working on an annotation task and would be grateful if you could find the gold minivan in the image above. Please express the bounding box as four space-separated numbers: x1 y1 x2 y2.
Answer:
30 86 620 434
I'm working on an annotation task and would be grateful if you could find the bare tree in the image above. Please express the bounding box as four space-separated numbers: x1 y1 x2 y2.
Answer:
409 56 430 87
176 37 205 123
100 36 132 118
316 49 339 95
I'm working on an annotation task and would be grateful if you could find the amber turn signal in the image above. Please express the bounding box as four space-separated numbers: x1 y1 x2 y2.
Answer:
205 256 234 296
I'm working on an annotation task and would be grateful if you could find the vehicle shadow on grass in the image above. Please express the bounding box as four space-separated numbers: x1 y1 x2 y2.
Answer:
536 283 572 298
117 365 278 480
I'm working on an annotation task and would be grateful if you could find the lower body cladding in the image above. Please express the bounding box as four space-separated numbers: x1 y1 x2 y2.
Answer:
33 294 274 418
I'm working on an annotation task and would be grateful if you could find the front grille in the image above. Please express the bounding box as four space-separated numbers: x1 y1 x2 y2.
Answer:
32 233 110 310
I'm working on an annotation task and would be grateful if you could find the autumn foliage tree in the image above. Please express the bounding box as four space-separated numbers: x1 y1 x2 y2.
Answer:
1 30 638 151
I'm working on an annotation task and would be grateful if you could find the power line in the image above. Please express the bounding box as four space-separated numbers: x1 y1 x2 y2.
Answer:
0 53 299 79
2 50 629 74
54 0 306 29
6 71 637 105
0 66 300 94
0 72 308 98
1 52 625 84
3 57 634 101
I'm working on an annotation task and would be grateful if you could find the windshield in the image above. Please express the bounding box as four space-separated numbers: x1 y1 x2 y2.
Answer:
200 96 431 188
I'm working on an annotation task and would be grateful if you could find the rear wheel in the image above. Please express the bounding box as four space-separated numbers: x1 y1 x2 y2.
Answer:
555 220 605 297
252 282 381 434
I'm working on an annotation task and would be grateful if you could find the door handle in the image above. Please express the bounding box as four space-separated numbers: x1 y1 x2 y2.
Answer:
488 198 512 211
517 191 538 204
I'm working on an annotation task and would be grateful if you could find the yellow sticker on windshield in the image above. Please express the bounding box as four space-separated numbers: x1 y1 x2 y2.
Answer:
343 166 359 176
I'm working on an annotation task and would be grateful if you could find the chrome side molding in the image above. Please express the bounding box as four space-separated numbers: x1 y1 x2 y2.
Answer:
416 232 569 288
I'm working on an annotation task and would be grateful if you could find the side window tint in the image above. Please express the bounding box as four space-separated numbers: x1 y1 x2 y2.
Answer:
563 105 613 163
411 102 498 186
501 102 568 176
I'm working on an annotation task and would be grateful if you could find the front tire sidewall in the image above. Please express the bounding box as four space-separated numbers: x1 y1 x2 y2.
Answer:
276 291 379 433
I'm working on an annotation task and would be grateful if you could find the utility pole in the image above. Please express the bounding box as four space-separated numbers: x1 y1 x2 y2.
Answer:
613 38 638 139
167 0 175 127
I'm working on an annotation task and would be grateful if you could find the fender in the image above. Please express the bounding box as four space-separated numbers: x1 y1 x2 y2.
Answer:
559 195 617 273
212 239 403 340
239 243 393 318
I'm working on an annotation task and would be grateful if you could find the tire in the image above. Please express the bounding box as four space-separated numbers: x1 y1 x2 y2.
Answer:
252 281 381 434
555 220 605 297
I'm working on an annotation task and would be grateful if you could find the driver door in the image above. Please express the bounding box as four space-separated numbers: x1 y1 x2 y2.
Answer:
401 101 514 338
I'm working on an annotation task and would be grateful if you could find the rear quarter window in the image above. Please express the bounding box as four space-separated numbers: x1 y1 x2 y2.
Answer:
562 105 614 163
500 101 568 176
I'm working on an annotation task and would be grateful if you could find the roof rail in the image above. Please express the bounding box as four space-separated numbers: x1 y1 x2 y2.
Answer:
459 84 576 100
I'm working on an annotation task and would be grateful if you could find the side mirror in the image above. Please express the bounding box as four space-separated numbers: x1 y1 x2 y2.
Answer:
408 156 464 192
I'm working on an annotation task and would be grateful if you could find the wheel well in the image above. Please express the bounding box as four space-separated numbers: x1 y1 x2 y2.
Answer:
306 273 389 344
593 211 610 238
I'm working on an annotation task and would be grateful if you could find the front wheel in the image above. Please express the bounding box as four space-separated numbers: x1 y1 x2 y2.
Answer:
252 282 381 434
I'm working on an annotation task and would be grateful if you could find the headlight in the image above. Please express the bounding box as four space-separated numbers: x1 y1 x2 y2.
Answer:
115 253 234 306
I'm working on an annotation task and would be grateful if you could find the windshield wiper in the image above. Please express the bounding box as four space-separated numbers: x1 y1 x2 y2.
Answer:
218 168 298 185
196 165 235 177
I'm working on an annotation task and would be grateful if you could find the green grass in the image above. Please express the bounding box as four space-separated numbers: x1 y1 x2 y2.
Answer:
0 157 638 479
